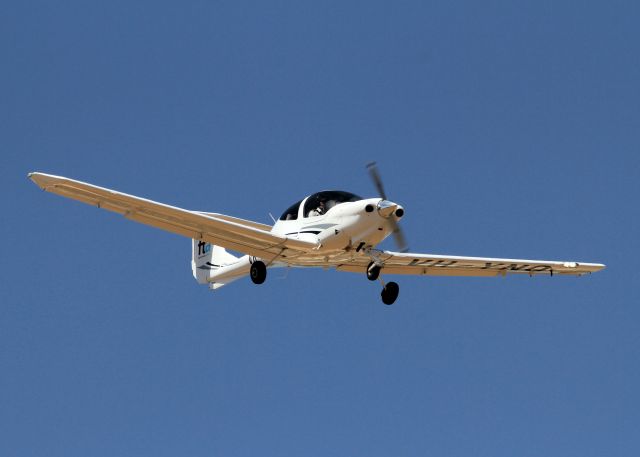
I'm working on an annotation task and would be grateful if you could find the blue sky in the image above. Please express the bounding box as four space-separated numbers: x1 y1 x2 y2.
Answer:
2 1 639 455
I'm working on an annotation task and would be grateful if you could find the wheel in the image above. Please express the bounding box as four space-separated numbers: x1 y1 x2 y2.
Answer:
367 261 381 281
380 281 399 305
250 260 267 284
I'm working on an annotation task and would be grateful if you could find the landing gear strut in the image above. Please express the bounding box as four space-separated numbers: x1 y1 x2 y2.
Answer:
250 260 267 284
380 281 400 305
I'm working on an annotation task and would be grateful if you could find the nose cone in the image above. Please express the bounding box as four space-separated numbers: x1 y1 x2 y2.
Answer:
377 200 399 218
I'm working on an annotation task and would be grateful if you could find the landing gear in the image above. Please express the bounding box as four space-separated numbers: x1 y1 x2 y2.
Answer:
365 260 399 304
366 261 381 281
380 281 400 305
250 260 267 284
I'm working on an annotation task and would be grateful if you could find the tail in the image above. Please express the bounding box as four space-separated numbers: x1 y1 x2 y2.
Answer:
191 240 240 285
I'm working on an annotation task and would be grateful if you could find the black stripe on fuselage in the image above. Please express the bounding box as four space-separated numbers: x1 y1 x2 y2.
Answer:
284 230 322 235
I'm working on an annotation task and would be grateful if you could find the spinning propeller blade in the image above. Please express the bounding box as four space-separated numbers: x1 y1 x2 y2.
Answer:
391 221 409 253
366 162 409 253
366 162 388 201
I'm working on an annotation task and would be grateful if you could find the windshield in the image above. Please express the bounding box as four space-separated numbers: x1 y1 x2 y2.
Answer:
279 200 303 221
303 191 362 217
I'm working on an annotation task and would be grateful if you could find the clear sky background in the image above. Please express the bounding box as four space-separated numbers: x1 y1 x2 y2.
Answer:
2 1 639 456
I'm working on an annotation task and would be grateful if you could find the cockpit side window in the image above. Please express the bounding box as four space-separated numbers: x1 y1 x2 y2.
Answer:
303 191 362 217
279 200 302 221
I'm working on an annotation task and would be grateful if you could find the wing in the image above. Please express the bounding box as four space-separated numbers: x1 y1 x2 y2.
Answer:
336 250 605 277
29 172 317 260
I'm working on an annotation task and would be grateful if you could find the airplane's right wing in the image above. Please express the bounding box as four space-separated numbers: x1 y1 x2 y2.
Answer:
29 172 318 261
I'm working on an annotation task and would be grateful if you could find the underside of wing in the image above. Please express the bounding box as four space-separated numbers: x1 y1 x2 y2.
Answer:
335 250 605 277
29 172 317 261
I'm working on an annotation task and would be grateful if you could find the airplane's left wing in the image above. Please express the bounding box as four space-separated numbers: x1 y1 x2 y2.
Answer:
29 172 317 260
336 250 605 277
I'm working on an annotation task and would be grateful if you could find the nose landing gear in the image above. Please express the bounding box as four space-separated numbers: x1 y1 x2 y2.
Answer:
380 281 400 305
365 262 400 304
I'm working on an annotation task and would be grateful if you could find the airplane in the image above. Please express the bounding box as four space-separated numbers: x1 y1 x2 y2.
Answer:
28 164 605 305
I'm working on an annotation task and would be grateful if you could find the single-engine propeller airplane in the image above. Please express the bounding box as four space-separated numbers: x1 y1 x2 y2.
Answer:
29 163 604 305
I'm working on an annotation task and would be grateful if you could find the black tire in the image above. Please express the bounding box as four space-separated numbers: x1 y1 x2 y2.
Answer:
367 262 381 281
250 261 267 284
381 281 399 305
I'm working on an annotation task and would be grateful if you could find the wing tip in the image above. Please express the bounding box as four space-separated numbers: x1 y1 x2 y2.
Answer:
28 171 42 187
578 262 606 273
28 171 65 189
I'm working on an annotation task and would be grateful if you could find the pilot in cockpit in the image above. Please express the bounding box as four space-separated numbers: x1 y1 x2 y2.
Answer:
309 199 326 217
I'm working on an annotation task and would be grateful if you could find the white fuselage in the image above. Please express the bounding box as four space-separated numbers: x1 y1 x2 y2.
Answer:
272 197 398 253
207 196 404 286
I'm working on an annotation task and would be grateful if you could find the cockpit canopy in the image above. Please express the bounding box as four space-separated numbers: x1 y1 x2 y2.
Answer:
279 191 363 220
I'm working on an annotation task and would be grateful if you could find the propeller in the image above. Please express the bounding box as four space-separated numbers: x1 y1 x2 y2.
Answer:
366 162 409 253
366 161 388 201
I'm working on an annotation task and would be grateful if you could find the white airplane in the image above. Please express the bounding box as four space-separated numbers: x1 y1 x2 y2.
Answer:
28 164 604 305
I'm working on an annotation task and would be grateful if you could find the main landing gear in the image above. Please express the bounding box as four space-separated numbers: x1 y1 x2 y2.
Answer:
366 262 399 305
250 260 267 284
366 262 381 281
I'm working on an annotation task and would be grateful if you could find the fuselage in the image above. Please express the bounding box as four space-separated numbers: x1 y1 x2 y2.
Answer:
207 192 405 286
271 191 404 255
